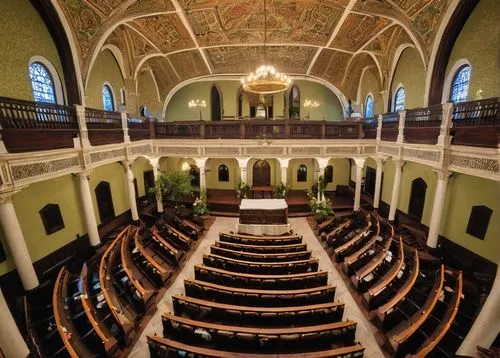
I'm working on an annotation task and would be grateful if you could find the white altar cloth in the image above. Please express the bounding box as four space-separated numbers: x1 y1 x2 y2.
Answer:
239 199 288 210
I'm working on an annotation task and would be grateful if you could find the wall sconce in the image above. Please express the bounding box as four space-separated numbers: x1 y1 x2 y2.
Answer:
303 100 320 119
181 162 190 171
188 99 207 121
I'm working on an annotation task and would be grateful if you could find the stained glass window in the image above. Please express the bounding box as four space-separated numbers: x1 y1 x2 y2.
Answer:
29 62 57 104
365 95 374 118
450 65 471 103
394 87 405 111
102 85 115 111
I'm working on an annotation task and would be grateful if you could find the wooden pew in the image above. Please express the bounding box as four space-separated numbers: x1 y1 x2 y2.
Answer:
80 262 120 356
342 237 378 276
150 229 184 264
210 245 312 262
53 267 95 357
99 227 136 338
134 230 173 283
322 219 352 242
215 240 308 254
362 237 405 308
219 232 302 246
121 227 157 306
317 216 336 233
385 265 445 355
220 231 301 240
203 253 319 275
184 279 336 307
147 335 365 358
174 215 202 237
172 295 345 327
350 233 393 289
333 219 372 262
194 264 328 289
161 313 358 350
412 272 463 357
156 223 192 250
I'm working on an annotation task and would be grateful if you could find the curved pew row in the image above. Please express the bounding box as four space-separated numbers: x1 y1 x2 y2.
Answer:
134 230 174 284
99 227 137 338
194 264 328 289
147 335 365 358
161 313 358 352
215 240 308 254
210 245 312 262
221 232 302 240
333 216 373 262
184 279 336 307
172 295 345 327
53 266 103 357
203 254 319 275
155 224 192 251
385 265 445 356
326 217 368 250
322 219 353 244
219 232 302 246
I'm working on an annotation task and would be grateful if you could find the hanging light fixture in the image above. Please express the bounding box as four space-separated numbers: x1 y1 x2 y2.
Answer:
241 0 292 95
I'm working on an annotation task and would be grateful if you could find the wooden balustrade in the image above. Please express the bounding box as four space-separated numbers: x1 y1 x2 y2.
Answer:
404 105 442 144
451 97 499 147
0 96 78 152
154 120 201 139
128 117 153 141
362 118 377 139
85 108 123 145
380 112 399 141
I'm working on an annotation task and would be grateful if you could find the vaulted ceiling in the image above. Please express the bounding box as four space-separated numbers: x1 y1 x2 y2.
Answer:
57 0 453 103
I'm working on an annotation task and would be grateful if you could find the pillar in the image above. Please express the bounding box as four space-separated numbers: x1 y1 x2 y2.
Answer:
121 111 130 143
397 110 406 143
75 104 90 147
194 158 208 191
0 287 30 357
457 264 500 356
373 157 385 209
388 159 404 221
151 162 164 213
376 113 383 142
78 172 101 247
426 169 452 248
438 102 453 146
278 158 291 186
0 192 39 290
236 158 251 185
124 163 139 221
352 158 366 211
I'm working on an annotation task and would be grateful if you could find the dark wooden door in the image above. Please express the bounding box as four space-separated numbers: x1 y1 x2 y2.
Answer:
253 160 271 186
408 178 427 222
365 167 376 196
95 181 115 224
143 170 155 195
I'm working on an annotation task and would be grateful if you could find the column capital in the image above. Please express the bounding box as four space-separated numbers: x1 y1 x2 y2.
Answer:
393 158 405 169
351 157 366 168
433 168 453 180
194 157 208 168
373 155 387 166
236 157 251 168
314 157 330 169
0 188 23 204
78 170 92 179
148 157 161 169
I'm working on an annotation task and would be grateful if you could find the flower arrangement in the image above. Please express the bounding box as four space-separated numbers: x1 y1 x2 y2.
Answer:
193 190 210 216
236 181 251 200
274 182 288 199
307 175 334 222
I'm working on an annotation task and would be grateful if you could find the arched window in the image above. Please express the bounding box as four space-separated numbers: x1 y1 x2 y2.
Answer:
450 65 471 103
365 95 374 118
102 84 115 111
394 87 405 111
218 164 229 182
297 164 307 182
29 62 57 104
408 178 427 222
289 85 300 119
324 165 333 184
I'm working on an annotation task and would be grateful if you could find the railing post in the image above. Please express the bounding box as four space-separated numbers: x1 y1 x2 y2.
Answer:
121 111 130 143
377 114 382 142
357 122 364 139
397 110 406 143
240 121 245 139
438 102 453 146
200 121 205 139
285 121 290 139
75 105 90 147
321 121 326 139
149 118 155 139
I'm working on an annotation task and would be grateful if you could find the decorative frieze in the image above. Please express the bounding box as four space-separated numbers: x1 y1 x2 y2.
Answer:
157 146 199 156
325 147 358 155
129 144 152 157
245 147 285 156
290 147 322 155
11 157 80 182
378 145 399 156
205 147 240 156
363 146 377 154
90 149 126 164
449 155 499 175
403 148 441 163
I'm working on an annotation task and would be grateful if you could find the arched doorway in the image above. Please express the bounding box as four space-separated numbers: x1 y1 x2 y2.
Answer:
408 178 427 222
95 181 115 224
253 160 271 186
211 85 222 121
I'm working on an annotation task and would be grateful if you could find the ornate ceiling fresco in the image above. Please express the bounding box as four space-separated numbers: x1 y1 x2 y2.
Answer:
55 0 453 107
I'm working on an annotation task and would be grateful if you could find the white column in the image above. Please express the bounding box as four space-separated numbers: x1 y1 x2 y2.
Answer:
438 102 453 146
397 110 406 143
388 159 404 221
376 113 383 142
0 287 30 357
457 264 500 356
373 157 385 209
78 173 101 247
426 169 452 248
151 164 164 213
0 193 39 290
236 158 251 185
352 158 366 211
124 163 139 221
121 111 130 143
278 158 291 186
194 158 208 191
75 104 90 147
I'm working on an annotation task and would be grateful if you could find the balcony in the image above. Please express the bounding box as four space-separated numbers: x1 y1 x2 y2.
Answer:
0 96 498 153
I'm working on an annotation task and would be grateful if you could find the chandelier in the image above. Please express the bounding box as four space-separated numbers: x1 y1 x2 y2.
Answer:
241 0 291 95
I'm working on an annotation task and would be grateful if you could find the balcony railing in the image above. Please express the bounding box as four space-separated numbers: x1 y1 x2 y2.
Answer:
0 96 498 153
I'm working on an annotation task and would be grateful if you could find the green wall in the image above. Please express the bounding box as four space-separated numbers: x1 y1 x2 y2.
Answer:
0 0 65 101
325 159 351 191
138 70 163 118
165 80 344 121
358 69 383 116
445 0 500 100
206 159 240 190
390 47 426 110
132 157 153 197
86 49 124 110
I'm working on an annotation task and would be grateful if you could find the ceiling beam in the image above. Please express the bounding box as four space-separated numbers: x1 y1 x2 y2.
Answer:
170 0 213 74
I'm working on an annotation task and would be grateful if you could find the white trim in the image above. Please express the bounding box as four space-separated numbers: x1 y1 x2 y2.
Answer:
424 0 460 106
102 81 117 111
161 74 349 119
441 58 471 104
101 45 128 80
28 56 65 105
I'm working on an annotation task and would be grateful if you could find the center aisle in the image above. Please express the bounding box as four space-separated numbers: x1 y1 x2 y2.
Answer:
129 217 384 357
